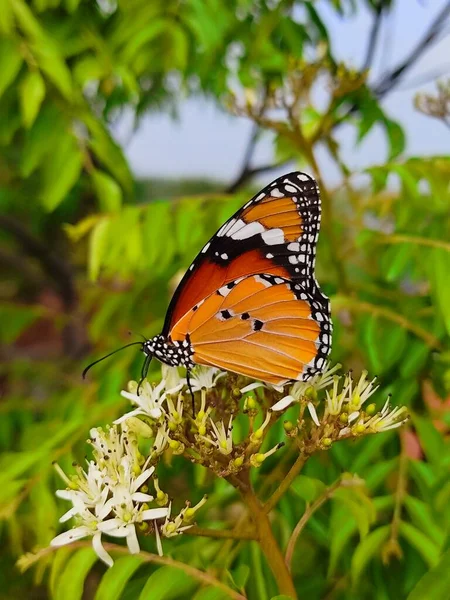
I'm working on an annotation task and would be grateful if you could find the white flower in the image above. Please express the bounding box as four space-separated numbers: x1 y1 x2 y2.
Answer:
271 363 342 412
205 416 233 455
161 365 186 394
51 426 170 567
364 400 409 433
346 370 379 412
324 376 347 417
189 366 226 392
160 502 193 539
117 379 167 422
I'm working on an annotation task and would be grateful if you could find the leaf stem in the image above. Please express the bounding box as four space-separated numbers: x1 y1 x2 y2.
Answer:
264 453 308 513
285 478 343 571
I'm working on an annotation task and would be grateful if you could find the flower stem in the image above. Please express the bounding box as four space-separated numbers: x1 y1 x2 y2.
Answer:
240 481 297 598
285 478 343 570
264 453 308 513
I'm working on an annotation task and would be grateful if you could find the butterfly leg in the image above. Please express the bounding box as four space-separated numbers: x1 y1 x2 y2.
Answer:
186 369 195 415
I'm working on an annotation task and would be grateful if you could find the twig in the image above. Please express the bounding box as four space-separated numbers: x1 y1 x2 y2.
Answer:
285 478 343 571
19 542 247 600
374 1 450 97
362 2 385 72
264 453 309 513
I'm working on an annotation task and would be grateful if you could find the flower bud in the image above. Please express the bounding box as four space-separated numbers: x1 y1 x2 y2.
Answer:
366 403 376 415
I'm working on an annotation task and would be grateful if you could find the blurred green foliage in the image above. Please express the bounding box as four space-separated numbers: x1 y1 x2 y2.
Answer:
1 0 449 599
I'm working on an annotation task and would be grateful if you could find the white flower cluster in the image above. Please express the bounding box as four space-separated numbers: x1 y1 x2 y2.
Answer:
268 364 408 434
51 425 169 566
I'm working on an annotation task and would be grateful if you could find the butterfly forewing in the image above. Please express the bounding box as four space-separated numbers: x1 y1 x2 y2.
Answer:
163 172 325 336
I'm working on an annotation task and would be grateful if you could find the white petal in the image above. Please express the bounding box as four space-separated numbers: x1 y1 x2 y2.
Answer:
56 489 75 501
126 525 140 554
339 427 351 437
240 382 264 393
131 492 154 503
149 407 163 419
98 519 128 537
132 466 155 491
120 390 139 403
307 402 320 426
50 526 91 546
59 507 79 523
141 507 170 521
114 409 144 424
271 395 295 411
92 531 113 567
348 411 360 423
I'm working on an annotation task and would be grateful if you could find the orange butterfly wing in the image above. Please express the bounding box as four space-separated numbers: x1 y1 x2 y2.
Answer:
163 172 323 335
170 274 329 385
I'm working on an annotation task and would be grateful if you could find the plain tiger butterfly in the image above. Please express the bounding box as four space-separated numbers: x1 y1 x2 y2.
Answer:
84 172 332 388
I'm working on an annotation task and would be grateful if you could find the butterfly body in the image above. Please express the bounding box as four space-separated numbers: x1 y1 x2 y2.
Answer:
142 171 332 387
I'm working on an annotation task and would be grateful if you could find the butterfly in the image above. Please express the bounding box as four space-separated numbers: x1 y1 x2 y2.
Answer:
84 172 332 388
140 171 332 386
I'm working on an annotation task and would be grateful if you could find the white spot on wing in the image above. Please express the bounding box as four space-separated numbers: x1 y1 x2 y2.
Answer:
284 184 298 193
270 188 284 198
287 242 300 252
231 221 265 240
261 228 285 245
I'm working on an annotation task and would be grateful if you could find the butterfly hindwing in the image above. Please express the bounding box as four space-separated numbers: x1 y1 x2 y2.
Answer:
170 274 331 385
163 171 326 335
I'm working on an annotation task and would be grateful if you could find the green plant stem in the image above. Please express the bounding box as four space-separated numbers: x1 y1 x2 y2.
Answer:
285 478 343 571
240 482 298 599
264 453 308 513
388 434 409 551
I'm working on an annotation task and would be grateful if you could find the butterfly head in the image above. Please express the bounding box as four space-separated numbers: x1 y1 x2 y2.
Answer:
142 334 194 369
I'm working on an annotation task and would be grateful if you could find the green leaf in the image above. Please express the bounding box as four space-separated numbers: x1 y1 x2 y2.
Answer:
192 588 230 600
0 38 22 98
50 548 74 597
333 487 375 538
19 70 46 128
88 218 110 281
20 104 65 177
39 134 83 211
229 564 250 590
250 542 269 600
291 475 326 503
351 525 390 585
407 548 450 600
138 566 197 600
412 414 446 465
95 556 144 600
364 315 407 374
399 521 440 567
383 117 406 160
54 548 98 600
429 248 450 336
91 169 123 212
404 495 445 547
0 0 14 34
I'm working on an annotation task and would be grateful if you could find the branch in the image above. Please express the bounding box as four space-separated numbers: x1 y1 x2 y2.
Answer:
285 477 344 571
362 1 385 72
18 543 247 600
374 1 450 97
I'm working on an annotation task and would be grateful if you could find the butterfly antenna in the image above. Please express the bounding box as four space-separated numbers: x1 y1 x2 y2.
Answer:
82 342 143 379
128 330 147 342
186 369 195 415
